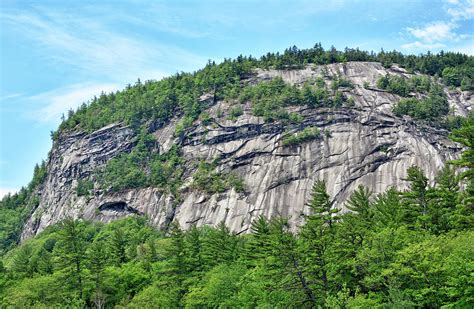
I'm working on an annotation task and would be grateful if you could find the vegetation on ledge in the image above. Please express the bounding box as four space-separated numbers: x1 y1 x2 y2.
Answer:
282 126 321 146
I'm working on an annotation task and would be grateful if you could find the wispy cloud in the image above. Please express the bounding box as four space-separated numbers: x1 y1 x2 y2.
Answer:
0 9 206 83
28 83 120 123
402 1 473 52
445 0 474 20
1 7 210 125
0 93 23 101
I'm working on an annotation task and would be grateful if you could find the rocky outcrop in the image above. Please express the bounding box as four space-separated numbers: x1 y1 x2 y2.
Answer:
21 62 472 239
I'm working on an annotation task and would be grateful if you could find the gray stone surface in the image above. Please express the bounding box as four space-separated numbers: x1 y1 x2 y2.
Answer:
21 62 472 239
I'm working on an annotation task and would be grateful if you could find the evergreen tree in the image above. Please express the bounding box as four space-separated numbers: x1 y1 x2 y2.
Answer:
300 180 340 303
88 240 107 307
110 228 127 266
268 217 316 306
402 166 432 230
202 222 238 267
450 116 474 203
185 225 204 273
372 188 404 228
33 247 53 275
11 244 33 278
243 215 272 265
55 218 86 300
346 185 372 220
430 166 459 233
167 222 187 306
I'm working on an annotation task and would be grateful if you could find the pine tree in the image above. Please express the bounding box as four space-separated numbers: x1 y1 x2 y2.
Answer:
33 247 53 275
167 222 187 305
268 217 316 307
346 185 372 219
185 225 204 273
88 239 107 307
11 244 33 277
402 166 432 230
430 166 459 233
300 180 340 303
449 116 474 226
55 218 86 300
372 188 404 228
110 228 127 266
243 215 272 265
202 222 238 267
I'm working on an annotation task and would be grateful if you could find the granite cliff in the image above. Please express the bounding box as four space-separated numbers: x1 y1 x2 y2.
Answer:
21 62 472 239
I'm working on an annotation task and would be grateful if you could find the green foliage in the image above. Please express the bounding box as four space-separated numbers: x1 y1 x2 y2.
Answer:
199 111 212 125
191 161 245 194
282 126 321 146
442 66 474 90
377 74 433 97
76 179 93 197
174 115 194 137
240 77 344 123
0 160 47 254
2 149 473 309
289 112 304 123
393 84 449 120
228 105 244 120
51 44 472 139
450 115 474 208
101 131 183 193
332 75 354 90
184 263 246 307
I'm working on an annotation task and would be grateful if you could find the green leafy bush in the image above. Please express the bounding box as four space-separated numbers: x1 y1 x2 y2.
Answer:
76 179 94 197
377 74 433 97
393 86 449 120
0 161 47 254
228 105 244 120
101 132 183 193
332 76 354 90
191 161 245 194
282 127 321 146
442 66 474 90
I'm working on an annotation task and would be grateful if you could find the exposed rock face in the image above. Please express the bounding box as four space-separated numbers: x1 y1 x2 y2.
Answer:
21 62 472 239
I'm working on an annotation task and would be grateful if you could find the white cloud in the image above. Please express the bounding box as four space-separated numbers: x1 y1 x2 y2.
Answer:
402 1 473 52
29 83 120 123
0 187 19 199
401 41 447 50
406 22 458 43
446 0 474 20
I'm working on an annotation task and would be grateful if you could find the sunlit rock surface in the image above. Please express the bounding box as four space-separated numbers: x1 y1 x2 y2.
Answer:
21 62 472 239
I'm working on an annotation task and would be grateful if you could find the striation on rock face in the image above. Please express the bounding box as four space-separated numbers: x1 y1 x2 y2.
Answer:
21 62 472 239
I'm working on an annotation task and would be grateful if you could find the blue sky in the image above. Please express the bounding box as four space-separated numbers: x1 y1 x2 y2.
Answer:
0 0 473 197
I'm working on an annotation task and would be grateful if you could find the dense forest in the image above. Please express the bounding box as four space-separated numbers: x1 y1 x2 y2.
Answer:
0 117 472 308
0 44 473 307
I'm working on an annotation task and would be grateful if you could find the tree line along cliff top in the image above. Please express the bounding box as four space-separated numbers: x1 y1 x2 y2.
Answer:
53 44 473 139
